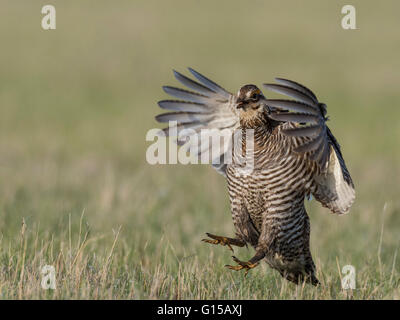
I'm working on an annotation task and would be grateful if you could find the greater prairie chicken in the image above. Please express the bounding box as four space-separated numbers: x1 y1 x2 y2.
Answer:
155 68 355 286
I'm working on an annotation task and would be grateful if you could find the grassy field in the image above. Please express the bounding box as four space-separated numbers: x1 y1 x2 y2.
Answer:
0 0 399 299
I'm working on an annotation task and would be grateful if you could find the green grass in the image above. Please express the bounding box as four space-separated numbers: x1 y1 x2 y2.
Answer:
0 0 399 299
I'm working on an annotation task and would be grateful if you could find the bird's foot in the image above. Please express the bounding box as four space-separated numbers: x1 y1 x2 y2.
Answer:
225 256 259 276
202 233 246 252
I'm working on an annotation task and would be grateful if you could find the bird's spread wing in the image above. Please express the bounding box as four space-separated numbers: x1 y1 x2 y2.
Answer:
155 68 240 176
263 78 355 214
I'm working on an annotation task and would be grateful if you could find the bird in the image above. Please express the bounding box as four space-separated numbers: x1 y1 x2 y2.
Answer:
155 68 355 286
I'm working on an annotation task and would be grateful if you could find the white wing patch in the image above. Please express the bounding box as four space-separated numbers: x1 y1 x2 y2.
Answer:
313 146 355 214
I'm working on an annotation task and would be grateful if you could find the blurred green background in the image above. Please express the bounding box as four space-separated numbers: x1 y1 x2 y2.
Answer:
0 0 399 299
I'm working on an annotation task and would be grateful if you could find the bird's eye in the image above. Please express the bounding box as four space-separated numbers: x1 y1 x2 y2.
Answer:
251 93 259 100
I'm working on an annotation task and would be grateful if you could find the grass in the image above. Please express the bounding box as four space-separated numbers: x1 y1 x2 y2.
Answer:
0 0 399 299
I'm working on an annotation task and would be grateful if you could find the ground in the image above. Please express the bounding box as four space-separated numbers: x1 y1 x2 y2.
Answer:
0 0 399 299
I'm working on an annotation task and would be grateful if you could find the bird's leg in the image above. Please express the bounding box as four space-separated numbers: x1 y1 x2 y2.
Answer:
202 233 246 252
225 250 265 276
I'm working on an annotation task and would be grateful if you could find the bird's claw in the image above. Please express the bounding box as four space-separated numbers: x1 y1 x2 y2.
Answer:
202 233 235 252
225 256 259 276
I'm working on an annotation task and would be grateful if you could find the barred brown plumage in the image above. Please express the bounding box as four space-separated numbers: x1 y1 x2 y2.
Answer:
156 68 355 286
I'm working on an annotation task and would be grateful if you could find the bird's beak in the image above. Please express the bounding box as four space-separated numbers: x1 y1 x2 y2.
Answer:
236 102 245 109
236 97 246 109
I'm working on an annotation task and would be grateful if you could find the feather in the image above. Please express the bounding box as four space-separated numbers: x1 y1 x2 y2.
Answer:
268 112 319 124
282 124 322 137
313 145 355 214
159 122 203 136
156 69 239 176
266 99 319 115
319 141 330 169
162 86 209 103
311 137 327 166
155 112 214 124
188 68 231 98
207 116 238 128
158 100 210 113
263 84 317 106
173 70 216 96
294 130 325 153
274 78 318 103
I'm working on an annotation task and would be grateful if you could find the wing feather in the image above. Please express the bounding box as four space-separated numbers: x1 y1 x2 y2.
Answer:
173 70 217 96
282 124 321 137
162 86 209 103
156 68 239 176
266 99 319 115
158 100 211 113
188 68 231 98
268 112 319 124
294 129 325 153
263 78 355 214
274 78 318 104
155 111 214 124
263 83 316 106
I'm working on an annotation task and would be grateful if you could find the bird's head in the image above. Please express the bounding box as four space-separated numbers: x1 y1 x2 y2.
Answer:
236 84 271 128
